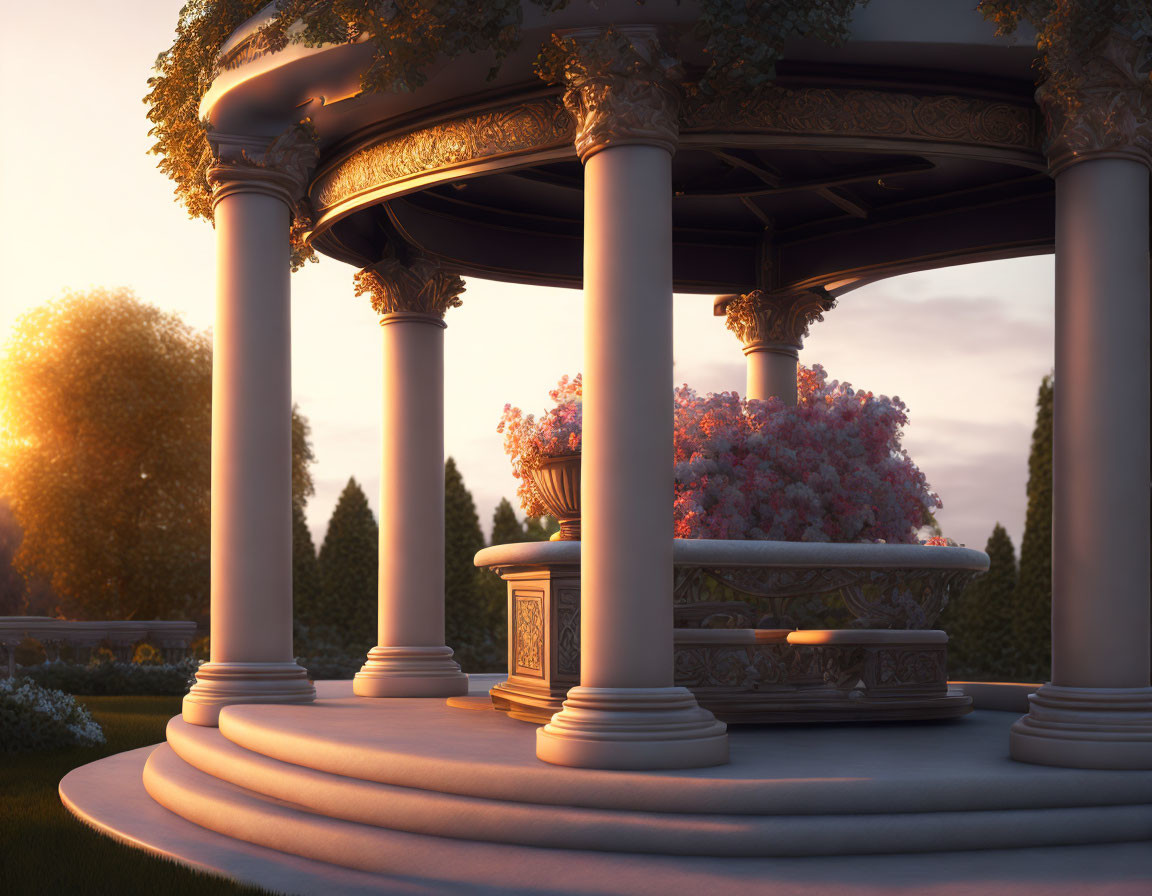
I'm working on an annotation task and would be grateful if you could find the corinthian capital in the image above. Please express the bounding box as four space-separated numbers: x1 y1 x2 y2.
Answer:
1039 27 1152 173
723 289 836 352
354 253 466 319
541 26 682 162
207 121 320 209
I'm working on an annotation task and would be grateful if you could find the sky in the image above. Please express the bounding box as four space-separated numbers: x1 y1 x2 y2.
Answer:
0 1 1054 553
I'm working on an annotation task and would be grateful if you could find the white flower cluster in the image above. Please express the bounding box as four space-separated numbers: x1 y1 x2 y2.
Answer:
0 676 105 752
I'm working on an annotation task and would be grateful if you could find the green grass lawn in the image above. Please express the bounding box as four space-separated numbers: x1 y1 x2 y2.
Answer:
0 696 276 896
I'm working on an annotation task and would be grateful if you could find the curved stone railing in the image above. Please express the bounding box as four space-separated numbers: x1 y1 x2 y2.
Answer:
0 617 198 675
476 539 989 629
475 539 989 724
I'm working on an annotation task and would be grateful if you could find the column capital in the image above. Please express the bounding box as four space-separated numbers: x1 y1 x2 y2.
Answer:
722 289 836 354
1039 26 1152 174
354 253 466 320
541 26 682 162
206 121 320 209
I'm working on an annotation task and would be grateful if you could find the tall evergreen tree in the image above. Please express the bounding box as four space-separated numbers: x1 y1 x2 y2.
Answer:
292 502 324 639
943 523 1018 680
1014 375 1053 681
445 458 499 671
318 478 378 653
490 498 525 546
523 514 560 541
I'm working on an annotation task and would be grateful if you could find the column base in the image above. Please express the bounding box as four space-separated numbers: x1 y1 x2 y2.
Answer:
353 646 468 697
182 661 315 728
536 686 729 770
1010 684 1152 769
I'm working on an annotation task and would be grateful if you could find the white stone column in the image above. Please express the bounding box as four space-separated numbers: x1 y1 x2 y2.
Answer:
1010 27 1152 769
720 289 835 404
183 127 319 727
352 255 469 697
535 27 728 769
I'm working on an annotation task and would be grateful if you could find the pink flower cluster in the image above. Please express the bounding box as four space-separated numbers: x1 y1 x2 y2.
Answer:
497 375 582 518
672 365 942 543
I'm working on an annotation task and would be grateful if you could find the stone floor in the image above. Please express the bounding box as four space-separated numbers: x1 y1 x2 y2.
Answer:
60 676 1152 895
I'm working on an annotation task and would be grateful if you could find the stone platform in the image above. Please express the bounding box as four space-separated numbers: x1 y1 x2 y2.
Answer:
60 677 1152 894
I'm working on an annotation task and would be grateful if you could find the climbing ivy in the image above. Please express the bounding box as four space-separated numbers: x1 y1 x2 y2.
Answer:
146 1 871 229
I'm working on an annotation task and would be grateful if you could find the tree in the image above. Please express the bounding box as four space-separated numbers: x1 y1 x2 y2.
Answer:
0 500 27 616
523 515 560 541
489 498 525 546
1014 375 1053 681
445 458 501 671
0 290 211 622
292 502 324 642
942 524 1018 680
317 478 378 653
0 289 315 623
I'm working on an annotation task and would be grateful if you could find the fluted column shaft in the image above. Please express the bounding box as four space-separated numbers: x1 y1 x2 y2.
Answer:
183 128 319 727
1050 158 1149 689
352 257 468 697
746 346 799 404
581 144 676 688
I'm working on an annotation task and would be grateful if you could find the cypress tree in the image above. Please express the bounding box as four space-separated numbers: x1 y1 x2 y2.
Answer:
318 478 378 653
292 501 324 641
1014 375 1053 682
968 524 1019 679
523 515 560 541
445 458 498 670
490 498 525 545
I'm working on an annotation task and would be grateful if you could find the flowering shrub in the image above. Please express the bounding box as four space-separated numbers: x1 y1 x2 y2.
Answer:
673 365 941 542
0 677 104 752
497 375 582 517
499 366 941 544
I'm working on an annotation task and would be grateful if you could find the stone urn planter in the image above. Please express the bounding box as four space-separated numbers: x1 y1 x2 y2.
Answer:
526 454 581 540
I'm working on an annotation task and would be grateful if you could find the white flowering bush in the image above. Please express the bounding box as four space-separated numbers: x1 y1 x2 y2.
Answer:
0 677 105 753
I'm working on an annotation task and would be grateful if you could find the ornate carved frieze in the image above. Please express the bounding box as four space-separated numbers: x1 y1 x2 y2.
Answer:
695 565 981 630
556 586 581 679
724 289 836 352
313 97 574 213
310 87 1041 222
684 85 1041 153
546 27 683 161
208 121 320 211
1038 28 1152 172
354 252 466 318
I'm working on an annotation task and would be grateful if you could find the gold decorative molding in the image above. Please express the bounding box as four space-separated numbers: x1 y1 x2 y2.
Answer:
313 97 574 213
544 27 682 161
684 86 1041 153
724 289 836 351
1038 28 1152 173
310 86 1042 223
354 253 465 318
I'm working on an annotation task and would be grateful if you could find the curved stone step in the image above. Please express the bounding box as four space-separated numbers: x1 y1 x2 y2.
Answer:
62 746 1152 895
157 717 1152 857
211 691 1152 816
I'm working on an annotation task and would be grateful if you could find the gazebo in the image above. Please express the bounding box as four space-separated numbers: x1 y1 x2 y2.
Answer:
61 1 1151 890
